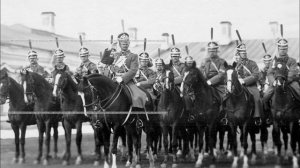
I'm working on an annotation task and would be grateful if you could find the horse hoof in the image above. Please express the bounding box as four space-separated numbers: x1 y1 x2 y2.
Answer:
62 160 69 166
250 156 256 165
125 161 131 167
136 164 142 168
43 159 48 166
209 164 216 168
177 150 182 156
161 163 167 168
195 163 202 168
274 165 281 168
293 156 299 168
11 158 18 164
153 154 158 160
75 156 82 165
172 163 178 168
19 158 25 164
33 159 40 165
94 161 100 166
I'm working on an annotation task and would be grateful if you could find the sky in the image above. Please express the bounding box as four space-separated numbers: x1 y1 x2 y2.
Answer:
1 0 299 42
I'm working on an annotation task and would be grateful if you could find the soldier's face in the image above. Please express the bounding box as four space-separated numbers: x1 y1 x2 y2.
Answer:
80 55 89 62
56 57 64 63
208 50 217 57
187 62 193 67
171 56 180 63
278 47 288 56
156 64 163 71
239 52 247 59
263 61 271 67
28 57 38 64
140 60 148 67
119 41 130 51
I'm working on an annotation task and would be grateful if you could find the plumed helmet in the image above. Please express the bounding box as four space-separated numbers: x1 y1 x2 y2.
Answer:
139 52 150 61
277 24 288 49
236 43 247 54
263 54 272 61
28 50 38 58
79 47 89 57
185 56 194 63
118 32 130 43
154 58 164 65
170 47 181 57
207 28 219 51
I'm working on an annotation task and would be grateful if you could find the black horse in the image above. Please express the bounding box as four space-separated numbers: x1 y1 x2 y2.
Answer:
52 68 91 165
223 63 256 168
77 73 157 168
181 66 221 168
20 70 61 165
156 69 189 168
0 69 35 164
270 57 300 168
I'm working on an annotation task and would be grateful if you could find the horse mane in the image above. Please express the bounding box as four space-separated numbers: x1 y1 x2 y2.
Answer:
190 66 209 90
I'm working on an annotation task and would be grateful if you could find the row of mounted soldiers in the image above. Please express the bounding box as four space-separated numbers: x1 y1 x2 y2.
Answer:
23 24 300 124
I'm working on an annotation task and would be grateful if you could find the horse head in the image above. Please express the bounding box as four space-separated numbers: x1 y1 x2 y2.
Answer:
224 62 242 94
272 57 289 89
20 69 35 104
52 68 78 97
0 70 9 104
180 66 204 100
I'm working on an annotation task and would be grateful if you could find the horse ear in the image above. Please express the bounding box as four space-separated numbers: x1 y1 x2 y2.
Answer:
224 61 228 70
232 62 237 69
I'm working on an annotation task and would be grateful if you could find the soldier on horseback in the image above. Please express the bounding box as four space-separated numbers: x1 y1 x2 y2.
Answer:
263 25 300 110
153 56 166 94
258 53 272 94
235 40 263 125
75 36 98 78
201 28 227 104
25 41 48 78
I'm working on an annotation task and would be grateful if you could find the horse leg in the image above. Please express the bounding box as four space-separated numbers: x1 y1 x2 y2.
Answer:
158 132 162 153
260 124 269 157
52 122 59 159
160 124 168 168
133 127 142 168
249 129 257 165
120 126 127 161
272 121 282 166
171 122 179 168
75 121 83 165
19 124 27 164
146 129 155 168
208 122 217 166
229 122 238 168
11 124 20 164
219 126 225 154
62 120 71 165
290 122 299 168
102 126 111 168
282 127 289 161
241 123 249 168
195 125 205 168
93 127 101 166
43 121 51 165
168 127 173 153
123 125 133 168
34 120 44 164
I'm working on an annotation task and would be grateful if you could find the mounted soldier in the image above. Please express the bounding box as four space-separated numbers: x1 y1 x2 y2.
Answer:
200 28 227 104
135 38 156 99
99 35 118 78
263 24 300 109
258 43 272 95
75 35 98 79
153 48 167 94
168 34 185 86
235 30 263 125
184 45 196 70
24 40 48 78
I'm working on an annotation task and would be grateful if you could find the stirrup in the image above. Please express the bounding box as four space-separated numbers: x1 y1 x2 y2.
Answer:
254 118 262 126
220 118 228 125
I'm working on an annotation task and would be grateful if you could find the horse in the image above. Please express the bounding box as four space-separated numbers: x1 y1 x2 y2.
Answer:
52 68 91 165
223 62 256 168
20 70 61 165
0 69 35 164
156 68 189 168
180 65 221 168
270 57 300 168
77 73 157 168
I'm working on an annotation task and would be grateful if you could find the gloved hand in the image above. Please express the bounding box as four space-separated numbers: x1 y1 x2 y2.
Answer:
136 82 141 87
207 80 212 86
116 77 123 84
238 78 245 85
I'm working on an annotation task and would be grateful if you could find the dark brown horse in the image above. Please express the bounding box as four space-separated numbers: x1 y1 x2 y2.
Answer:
52 68 90 165
181 66 220 168
223 63 255 168
20 70 61 165
270 57 300 168
77 73 157 168
0 69 35 164
157 69 189 168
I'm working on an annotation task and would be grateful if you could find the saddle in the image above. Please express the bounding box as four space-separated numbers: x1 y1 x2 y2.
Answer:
288 85 300 102
122 82 152 109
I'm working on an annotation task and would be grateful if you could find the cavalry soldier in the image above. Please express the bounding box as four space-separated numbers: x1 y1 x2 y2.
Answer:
263 25 300 109
235 37 262 124
75 36 98 78
25 40 48 78
184 45 196 70
168 35 185 85
258 43 272 95
201 28 227 103
110 32 148 109
99 36 118 78
153 57 166 110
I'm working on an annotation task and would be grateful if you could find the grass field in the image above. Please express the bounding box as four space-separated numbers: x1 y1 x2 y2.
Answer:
0 121 298 168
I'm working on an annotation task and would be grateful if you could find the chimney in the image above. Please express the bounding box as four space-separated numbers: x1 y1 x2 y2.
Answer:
219 21 232 45
41 11 56 33
78 32 86 40
161 33 170 50
127 27 138 47
269 21 279 38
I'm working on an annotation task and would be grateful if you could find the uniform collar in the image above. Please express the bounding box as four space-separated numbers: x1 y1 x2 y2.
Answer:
81 60 91 66
30 63 38 67
121 50 130 55
173 61 181 66
140 66 148 70
209 55 219 60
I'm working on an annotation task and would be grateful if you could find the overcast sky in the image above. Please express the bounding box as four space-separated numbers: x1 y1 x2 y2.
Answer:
1 0 299 42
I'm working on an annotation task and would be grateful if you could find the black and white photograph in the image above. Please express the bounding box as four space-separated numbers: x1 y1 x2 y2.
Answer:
1 0 299 167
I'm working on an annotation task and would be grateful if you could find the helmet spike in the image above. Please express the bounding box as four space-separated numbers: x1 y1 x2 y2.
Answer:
110 35 113 44
55 37 59 48
262 42 267 53
171 34 175 46
29 40 32 50
79 35 83 47
185 45 189 55
121 19 125 33
236 30 242 42
158 48 161 58
211 27 213 41
144 38 147 52
235 40 239 46
280 24 283 38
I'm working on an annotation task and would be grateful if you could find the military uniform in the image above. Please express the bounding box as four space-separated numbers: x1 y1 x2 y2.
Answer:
25 64 48 78
51 49 72 80
75 47 98 78
136 68 156 89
